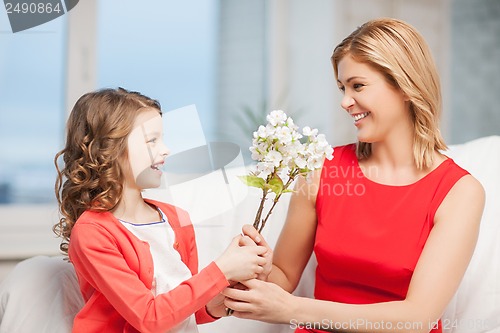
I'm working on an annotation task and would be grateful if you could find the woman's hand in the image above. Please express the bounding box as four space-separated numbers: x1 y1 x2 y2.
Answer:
215 235 268 282
205 293 227 318
241 224 274 281
222 279 295 324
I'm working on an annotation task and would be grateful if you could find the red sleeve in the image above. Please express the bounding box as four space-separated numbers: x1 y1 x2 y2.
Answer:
196 304 221 324
69 222 229 333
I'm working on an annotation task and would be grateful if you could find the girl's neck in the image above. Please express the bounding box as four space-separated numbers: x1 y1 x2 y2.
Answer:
112 187 159 225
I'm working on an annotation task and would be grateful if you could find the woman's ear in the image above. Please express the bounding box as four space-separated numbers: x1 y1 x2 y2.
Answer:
403 92 411 102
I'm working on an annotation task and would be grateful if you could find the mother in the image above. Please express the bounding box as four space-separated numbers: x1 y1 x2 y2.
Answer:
224 18 485 333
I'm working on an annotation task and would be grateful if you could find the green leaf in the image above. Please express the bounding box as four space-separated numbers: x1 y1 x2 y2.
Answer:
268 175 284 195
238 175 265 189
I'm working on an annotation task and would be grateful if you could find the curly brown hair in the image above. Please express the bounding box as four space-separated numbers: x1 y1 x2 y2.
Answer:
53 87 162 254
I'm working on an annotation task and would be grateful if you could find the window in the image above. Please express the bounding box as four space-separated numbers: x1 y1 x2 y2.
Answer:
0 13 66 204
97 0 218 151
0 10 67 261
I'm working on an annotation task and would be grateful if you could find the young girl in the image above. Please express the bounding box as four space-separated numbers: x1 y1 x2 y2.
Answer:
53 87 268 333
228 18 485 333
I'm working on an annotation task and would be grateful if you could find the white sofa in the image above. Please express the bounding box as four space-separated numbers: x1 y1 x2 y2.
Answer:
1 136 499 333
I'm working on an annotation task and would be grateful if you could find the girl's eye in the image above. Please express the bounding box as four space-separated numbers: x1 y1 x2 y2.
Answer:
338 86 345 93
353 83 364 90
147 138 157 144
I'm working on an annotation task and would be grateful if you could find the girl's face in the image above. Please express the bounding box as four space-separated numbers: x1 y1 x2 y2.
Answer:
122 108 170 190
336 56 411 143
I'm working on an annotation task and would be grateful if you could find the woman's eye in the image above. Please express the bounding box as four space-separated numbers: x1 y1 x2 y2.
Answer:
353 83 364 90
338 86 345 93
147 138 157 144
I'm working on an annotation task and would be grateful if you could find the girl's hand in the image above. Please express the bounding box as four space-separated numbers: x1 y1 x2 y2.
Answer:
241 224 274 281
215 235 268 282
222 279 295 324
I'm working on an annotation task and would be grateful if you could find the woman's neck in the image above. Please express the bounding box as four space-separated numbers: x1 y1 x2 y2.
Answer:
366 109 417 168
369 137 415 170
360 129 427 185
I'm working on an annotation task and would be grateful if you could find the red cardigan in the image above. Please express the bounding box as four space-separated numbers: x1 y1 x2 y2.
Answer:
68 199 229 333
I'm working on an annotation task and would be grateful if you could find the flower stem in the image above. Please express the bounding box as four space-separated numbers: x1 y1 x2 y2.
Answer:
258 194 280 233
258 171 299 233
253 188 268 231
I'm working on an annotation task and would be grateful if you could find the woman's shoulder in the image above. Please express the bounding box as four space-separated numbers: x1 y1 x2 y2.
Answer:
323 143 357 167
333 142 356 152
448 172 485 202
430 156 473 188
437 154 484 200
434 172 485 229
432 155 485 224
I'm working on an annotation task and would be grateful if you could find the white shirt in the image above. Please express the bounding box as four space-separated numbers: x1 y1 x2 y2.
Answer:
120 209 198 333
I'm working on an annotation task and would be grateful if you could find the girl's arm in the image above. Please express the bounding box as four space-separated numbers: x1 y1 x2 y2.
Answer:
70 224 229 333
70 226 266 332
226 175 485 333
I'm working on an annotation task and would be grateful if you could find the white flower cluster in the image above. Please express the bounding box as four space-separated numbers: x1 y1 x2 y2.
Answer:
249 110 334 180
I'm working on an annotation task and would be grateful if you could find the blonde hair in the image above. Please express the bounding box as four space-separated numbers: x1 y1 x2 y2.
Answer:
331 18 446 169
53 87 162 254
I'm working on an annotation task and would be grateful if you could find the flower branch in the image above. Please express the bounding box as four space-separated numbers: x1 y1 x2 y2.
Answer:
239 110 334 233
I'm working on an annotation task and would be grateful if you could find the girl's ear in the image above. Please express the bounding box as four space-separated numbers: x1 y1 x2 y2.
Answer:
116 152 129 176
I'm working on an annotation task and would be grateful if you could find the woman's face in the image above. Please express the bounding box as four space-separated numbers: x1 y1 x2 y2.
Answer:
336 56 411 143
122 108 170 190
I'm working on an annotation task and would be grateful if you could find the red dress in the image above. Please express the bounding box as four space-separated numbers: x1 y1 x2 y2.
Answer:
300 144 468 333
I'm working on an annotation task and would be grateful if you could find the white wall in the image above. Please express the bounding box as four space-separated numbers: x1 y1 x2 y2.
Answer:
214 0 268 152
449 0 500 144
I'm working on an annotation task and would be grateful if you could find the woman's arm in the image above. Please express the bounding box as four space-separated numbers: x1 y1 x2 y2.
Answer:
226 175 485 333
253 170 322 292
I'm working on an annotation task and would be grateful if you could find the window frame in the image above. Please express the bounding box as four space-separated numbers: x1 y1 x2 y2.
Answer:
0 0 97 260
